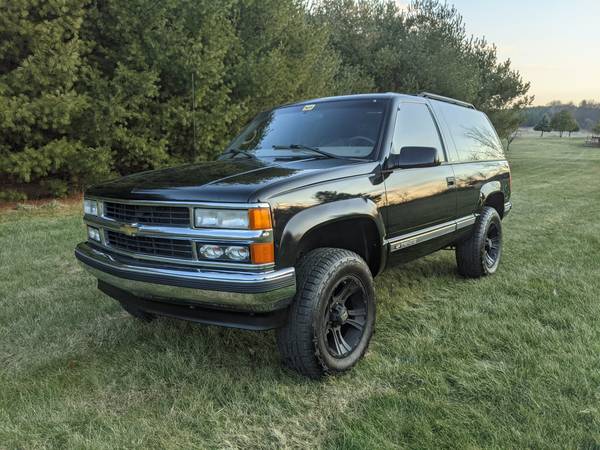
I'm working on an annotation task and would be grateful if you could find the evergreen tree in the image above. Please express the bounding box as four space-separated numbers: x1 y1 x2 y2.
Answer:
312 0 531 139
0 0 534 198
0 0 112 193
534 114 552 137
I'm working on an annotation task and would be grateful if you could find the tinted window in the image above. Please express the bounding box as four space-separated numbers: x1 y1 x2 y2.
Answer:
391 103 443 157
436 102 504 162
227 99 388 160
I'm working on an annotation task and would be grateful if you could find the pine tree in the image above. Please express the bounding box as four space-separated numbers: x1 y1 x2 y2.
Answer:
0 0 112 193
534 114 552 137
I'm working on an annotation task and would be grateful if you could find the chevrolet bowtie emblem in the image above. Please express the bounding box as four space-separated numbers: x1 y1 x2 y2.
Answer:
120 224 140 236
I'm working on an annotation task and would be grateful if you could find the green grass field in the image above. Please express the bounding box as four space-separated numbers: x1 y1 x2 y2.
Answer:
1 136 600 449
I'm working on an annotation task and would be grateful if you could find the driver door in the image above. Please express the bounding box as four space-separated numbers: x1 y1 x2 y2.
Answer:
383 102 457 255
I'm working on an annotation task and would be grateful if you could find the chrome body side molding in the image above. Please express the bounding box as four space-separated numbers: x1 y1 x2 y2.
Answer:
386 214 477 252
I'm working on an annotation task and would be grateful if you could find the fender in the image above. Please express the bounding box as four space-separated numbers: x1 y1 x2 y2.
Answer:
276 197 386 270
477 180 504 213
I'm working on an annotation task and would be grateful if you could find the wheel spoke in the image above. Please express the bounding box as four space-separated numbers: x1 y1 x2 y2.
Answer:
331 328 343 355
346 318 365 331
347 308 366 317
333 328 352 354
334 280 359 304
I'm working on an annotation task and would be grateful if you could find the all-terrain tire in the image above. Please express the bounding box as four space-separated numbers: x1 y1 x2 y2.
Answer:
276 248 376 378
456 206 503 278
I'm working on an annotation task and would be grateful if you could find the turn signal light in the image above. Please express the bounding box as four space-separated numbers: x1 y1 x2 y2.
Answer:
248 208 272 230
250 242 275 264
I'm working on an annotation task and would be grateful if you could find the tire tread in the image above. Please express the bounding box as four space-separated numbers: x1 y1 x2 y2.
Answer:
276 248 373 378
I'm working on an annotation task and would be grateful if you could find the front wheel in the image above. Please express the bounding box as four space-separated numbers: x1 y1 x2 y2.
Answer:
276 248 376 378
455 206 503 278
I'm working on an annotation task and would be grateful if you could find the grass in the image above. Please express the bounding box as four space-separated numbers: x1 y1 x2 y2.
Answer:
1 136 600 449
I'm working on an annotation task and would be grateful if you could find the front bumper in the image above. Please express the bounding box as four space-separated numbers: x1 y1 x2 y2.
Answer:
75 242 296 313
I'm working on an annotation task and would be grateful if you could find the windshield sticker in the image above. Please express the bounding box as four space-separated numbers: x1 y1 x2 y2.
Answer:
302 104 316 111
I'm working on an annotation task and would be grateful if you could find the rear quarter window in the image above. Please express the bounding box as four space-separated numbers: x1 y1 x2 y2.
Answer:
435 102 504 162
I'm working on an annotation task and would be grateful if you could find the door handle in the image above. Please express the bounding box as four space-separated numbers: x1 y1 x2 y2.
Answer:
446 176 456 187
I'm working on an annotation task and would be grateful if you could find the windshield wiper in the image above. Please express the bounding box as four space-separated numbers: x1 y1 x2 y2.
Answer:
272 144 347 160
221 148 258 160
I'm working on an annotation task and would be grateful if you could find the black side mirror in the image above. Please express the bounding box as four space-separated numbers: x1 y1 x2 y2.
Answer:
386 146 440 170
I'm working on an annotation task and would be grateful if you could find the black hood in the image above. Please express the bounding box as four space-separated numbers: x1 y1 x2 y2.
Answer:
86 157 377 203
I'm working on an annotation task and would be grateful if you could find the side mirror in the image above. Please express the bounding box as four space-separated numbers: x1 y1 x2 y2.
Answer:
386 146 440 170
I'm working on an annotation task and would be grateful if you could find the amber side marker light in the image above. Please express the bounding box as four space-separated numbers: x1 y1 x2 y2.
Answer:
251 242 275 264
248 207 272 230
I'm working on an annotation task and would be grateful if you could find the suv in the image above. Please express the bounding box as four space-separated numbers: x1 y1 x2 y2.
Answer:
75 92 511 378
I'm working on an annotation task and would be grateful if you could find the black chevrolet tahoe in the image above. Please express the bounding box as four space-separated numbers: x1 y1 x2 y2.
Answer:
75 92 512 378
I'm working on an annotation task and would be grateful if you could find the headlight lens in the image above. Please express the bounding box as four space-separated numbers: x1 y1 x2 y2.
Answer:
194 208 249 229
87 226 101 242
198 244 250 262
194 207 272 229
198 244 225 259
84 199 99 216
225 245 250 261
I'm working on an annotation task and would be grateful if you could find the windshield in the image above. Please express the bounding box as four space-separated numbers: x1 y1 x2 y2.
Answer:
225 99 389 160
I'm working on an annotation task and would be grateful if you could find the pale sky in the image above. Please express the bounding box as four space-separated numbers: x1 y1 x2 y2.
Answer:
448 0 600 105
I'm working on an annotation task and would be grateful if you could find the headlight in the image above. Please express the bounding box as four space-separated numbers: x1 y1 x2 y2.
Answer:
84 199 99 216
198 244 250 262
194 209 248 228
194 207 272 230
87 226 101 242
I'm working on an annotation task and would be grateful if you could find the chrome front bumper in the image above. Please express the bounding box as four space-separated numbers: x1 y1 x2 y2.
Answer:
75 242 296 312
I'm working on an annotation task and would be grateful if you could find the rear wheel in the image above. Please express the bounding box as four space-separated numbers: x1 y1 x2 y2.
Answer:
456 206 503 278
276 248 376 378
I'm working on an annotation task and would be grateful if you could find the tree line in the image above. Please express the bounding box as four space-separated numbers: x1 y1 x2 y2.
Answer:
0 0 531 199
533 111 580 138
533 109 600 138
523 101 600 132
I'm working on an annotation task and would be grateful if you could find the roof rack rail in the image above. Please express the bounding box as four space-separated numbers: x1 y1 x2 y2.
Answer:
418 92 475 109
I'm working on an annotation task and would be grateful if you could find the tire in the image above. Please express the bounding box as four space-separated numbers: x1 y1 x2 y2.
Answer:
119 301 155 322
276 248 376 378
456 206 503 278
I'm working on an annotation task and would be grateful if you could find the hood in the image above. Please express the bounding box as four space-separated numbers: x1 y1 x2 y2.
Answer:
86 157 377 203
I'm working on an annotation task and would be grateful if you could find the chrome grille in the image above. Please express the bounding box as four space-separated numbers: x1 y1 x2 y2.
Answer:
104 202 190 227
106 230 194 259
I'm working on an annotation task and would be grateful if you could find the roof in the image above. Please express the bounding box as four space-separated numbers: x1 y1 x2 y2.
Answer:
284 92 477 110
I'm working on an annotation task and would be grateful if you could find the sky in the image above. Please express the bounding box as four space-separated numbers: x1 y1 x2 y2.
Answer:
446 0 600 105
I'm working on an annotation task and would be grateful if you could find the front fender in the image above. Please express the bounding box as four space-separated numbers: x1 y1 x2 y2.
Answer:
276 197 386 268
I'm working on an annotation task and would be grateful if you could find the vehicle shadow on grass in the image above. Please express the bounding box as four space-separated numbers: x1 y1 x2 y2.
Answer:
104 253 459 376
25 251 466 400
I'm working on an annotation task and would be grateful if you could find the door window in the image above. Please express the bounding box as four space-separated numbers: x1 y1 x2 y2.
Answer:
391 103 444 158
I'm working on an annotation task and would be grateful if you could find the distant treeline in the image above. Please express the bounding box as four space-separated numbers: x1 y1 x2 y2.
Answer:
522 101 600 130
0 0 530 199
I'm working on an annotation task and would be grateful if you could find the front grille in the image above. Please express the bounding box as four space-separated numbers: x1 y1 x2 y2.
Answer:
106 230 194 259
104 202 190 227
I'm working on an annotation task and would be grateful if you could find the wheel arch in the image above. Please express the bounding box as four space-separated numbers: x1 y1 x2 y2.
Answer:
479 181 506 218
276 198 386 276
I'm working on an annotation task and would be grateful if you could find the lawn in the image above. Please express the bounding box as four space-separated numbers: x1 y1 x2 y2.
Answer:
1 136 599 449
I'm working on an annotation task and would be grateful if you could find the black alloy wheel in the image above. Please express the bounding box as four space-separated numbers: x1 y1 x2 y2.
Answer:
456 205 503 277
483 222 501 269
323 275 368 358
276 248 376 378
